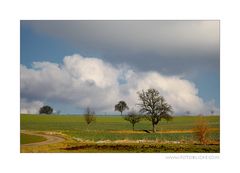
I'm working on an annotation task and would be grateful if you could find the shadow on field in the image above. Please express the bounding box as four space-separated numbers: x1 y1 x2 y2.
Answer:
143 130 151 133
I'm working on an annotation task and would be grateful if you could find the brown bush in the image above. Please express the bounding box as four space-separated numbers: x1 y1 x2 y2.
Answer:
194 116 209 144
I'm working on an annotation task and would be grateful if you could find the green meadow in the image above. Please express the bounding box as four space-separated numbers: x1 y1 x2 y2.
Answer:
20 133 47 145
20 114 220 143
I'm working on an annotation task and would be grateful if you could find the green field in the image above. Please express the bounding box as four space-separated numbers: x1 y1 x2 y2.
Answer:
20 133 47 144
20 114 220 142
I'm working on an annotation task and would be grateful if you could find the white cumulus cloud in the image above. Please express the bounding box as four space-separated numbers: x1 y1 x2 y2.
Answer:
20 54 218 115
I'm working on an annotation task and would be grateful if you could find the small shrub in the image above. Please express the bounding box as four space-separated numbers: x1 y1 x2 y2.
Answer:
194 116 209 144
84 107 96 126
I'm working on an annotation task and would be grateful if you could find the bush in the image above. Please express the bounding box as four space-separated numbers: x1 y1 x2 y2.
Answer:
194 116 209 144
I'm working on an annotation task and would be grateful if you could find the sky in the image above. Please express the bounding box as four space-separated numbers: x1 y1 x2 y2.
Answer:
20 20 220 115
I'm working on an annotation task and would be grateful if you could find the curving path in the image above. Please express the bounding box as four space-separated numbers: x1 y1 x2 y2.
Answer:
21 130 65 147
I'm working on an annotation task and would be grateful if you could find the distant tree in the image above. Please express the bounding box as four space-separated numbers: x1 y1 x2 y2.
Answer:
186 110 191 115
84 107 96 126
114 101 129 115
210 110 215 115
39 105 53 114
137 88 173 133
123 110 142 131
194 116 209 144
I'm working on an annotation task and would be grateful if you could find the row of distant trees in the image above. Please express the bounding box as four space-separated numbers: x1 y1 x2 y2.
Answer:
185 110 215 115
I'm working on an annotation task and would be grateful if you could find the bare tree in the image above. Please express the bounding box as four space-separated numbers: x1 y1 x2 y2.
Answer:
194 116 209 144
114 101 129 115
137 88 173 133
123 110 142 131
84 107 96 126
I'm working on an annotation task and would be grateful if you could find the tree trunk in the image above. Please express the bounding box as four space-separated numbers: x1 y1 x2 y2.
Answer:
152 123 157 133
121 111 122 116
132 123 135 131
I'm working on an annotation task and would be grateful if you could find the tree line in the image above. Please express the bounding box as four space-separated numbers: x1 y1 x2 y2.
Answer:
38 88 173 133
83 88 173 133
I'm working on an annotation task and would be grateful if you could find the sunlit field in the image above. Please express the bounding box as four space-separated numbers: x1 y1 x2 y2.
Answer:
20 114 220 153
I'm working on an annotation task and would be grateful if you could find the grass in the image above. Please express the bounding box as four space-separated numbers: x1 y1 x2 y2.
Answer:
20 133 47 144
20 114 219 141
20 114 220 152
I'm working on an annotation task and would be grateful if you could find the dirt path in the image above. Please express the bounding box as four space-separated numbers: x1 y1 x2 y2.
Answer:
21 130 65 147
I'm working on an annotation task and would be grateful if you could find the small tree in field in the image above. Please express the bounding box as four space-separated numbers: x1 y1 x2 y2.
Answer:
39 105 53 114
137 88 173 133
194 116 209 144
114 101 129 115
123 110 142 131
84 107 96 126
